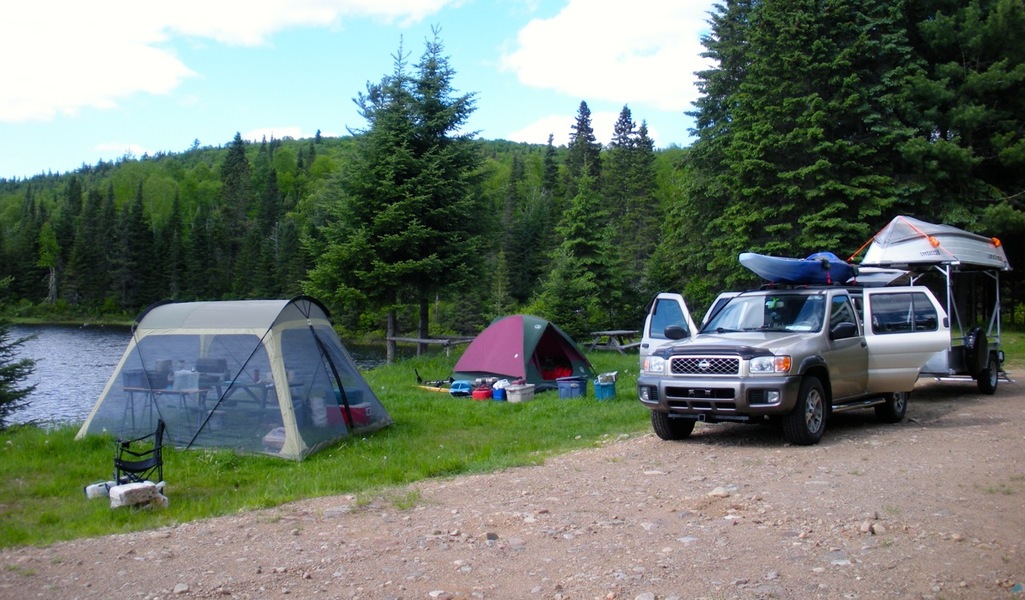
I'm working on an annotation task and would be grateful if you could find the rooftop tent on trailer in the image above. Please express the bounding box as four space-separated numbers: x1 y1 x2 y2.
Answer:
854 215 1012 393
76 296 391 460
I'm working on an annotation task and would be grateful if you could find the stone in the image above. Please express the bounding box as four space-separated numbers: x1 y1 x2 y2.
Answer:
109 482 165 509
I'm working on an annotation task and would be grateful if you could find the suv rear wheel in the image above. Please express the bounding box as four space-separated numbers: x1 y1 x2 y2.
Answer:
651 411 696 440
874 391 908 423
783 377 826 445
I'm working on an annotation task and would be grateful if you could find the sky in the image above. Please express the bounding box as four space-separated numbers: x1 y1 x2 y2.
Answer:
1 0 716 180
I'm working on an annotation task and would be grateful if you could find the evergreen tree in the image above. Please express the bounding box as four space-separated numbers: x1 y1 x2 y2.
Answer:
160 189 186 300
678 0 926 301
532 174 624 337
9 190 44 300
903 0 1025 221
542 133 560 198
216 132 253 289
565 101 601 187
306 30 484 356
114 182 157 309
0 311 36 430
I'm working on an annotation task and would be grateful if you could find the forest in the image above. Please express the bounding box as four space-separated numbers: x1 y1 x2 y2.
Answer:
1 0 1024 342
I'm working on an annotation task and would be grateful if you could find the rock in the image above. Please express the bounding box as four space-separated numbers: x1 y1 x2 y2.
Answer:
109 482 165 509
323 505 352 517
708 487 731 498
173 582 190 594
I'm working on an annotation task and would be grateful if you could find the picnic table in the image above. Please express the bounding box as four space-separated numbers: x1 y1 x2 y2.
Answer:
587 330 641 354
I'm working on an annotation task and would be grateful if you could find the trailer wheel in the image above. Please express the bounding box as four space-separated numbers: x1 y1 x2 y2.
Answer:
651 411 696 440
874 391 908 423
977 353 998 395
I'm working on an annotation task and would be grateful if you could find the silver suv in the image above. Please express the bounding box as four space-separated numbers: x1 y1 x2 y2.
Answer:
637 286 949 445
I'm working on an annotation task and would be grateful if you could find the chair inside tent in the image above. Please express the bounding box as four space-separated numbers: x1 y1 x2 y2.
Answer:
76 296 391 460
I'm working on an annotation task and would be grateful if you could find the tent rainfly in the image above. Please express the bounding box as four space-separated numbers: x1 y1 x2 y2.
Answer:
76 296 391 460
452 314 595 390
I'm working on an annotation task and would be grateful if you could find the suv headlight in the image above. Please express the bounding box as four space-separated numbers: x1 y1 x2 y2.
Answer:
750 355 792 374
641 355 667 375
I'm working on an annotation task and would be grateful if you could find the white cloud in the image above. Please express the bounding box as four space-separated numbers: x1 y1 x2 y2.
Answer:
501 0 713 112
506 110 660 147
0 0 458 123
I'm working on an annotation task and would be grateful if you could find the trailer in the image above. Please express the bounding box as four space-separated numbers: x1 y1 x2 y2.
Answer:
854 215 1012 393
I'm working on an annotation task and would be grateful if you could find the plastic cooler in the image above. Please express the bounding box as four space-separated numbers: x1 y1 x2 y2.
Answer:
556 376 587 399
505 384 535 403
594 380 616 400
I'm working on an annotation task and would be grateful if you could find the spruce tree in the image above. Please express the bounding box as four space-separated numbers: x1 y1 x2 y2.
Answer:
565 101 601 187
306 30 483 356
0 314 36 430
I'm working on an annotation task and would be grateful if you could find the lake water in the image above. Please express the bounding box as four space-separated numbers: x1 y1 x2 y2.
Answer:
6 325 399 427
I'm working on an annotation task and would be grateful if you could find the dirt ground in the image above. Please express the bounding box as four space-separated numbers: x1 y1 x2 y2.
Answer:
1 378 1023 600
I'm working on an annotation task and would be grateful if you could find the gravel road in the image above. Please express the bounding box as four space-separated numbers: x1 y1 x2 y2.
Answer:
1 379 1023 600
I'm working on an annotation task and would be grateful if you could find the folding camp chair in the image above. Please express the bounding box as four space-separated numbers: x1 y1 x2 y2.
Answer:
114 419 165 485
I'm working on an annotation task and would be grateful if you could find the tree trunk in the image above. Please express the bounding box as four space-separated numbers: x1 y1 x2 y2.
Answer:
46 267 57 304
418 297 430 356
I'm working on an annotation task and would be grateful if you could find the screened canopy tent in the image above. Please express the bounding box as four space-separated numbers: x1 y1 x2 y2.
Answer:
76 296 391 460
452 314 595 391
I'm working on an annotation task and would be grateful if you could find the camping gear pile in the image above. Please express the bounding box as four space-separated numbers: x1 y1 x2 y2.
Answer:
77 296 391 460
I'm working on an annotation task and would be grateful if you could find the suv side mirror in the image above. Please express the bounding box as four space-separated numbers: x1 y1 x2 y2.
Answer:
664 325 690 340
830 322 858 340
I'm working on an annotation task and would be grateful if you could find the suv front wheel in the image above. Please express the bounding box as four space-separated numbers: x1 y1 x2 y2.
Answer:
783 377 826 445
651 411 696 440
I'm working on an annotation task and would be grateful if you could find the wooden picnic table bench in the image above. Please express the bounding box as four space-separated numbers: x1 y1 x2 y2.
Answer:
386 336 474 357
588 330 641 354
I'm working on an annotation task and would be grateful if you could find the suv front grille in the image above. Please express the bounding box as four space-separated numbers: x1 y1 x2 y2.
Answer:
670 356 739 375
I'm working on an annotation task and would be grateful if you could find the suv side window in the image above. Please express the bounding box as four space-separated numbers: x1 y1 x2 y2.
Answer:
830 295 857 329
870 292 939 334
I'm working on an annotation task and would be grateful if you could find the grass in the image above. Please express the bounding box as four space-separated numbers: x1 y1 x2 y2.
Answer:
3 328 1024 550
0 350 645 548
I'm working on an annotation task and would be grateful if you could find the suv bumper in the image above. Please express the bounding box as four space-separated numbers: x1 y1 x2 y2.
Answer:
637 374 803 420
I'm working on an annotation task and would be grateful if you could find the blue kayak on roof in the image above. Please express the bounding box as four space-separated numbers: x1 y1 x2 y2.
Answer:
739 251 855 285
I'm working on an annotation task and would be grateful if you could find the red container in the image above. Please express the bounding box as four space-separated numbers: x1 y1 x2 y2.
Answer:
326 402 374 426
471 387 492 400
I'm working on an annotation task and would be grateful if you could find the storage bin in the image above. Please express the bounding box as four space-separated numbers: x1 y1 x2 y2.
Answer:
556 376 587 399
594 380 616 400
173 370 200 390
505 384 535 403
262 426 286 452
122 369 148 388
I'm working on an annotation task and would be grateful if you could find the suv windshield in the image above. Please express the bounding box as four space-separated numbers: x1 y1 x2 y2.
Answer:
702 294 825 333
